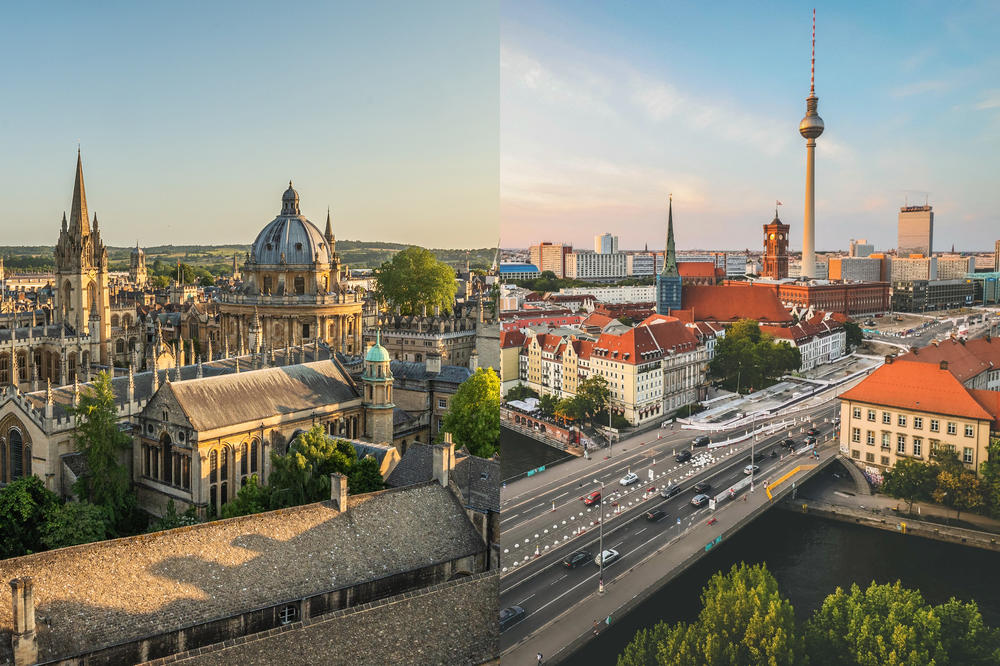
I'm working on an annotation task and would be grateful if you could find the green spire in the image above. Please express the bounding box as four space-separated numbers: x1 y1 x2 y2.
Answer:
660 194 678 277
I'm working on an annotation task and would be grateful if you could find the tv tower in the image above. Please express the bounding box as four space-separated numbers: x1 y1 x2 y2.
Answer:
798 9 824 280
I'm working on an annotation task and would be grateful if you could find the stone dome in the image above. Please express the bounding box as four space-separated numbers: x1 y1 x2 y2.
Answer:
250 183 332 266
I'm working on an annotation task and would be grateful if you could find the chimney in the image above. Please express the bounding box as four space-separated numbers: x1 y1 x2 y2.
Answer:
884 355 894 364
330 472 348 511
940 360 949 370
433 438 455 488
426 352 442 375
9 577 37 665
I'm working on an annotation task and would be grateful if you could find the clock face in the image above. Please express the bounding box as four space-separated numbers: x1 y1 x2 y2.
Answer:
769 233 775 239
778 234 784 240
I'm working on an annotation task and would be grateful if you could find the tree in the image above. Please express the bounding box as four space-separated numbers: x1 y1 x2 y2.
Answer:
618 563 804 665
268 426 357 508
148 499 201 532
68 371 135 532
441 368 501 458
805 581 1000 665
373 246 457 315
882 458 937 513
40 502 109 550
933 468 983 520
554 397 585 423
843 321 864 348
537 393 558 417
505 383 539 402
979 439 1000 518
576 375 610 424
220 474 272 518
150 274 170 288
348 456 385 494
0 476 60 559
710 319 801 393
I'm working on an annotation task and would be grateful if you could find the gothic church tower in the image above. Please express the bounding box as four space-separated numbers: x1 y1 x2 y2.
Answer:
54 150 111 363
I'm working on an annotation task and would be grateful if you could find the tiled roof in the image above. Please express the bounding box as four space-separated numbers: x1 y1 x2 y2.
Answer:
970 390 1000 430
677 261 716 278
679 285 791 323
839 359 994 421
591 319 699 365
500 330 526 349
0 483 484 663
896 339 994 383
166 359 360 431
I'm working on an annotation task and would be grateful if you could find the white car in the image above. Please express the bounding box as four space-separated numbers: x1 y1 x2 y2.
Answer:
594 549 620 566
619 472 639 486
744 464 760 475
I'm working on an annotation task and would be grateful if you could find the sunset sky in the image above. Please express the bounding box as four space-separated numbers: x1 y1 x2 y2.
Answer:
2 1 497 248
501 1 1000 253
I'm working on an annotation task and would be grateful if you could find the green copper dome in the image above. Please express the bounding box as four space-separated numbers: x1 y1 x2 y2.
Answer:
365 330 390 363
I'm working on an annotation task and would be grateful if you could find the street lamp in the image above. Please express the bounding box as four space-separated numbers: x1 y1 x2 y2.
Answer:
593 478 605 594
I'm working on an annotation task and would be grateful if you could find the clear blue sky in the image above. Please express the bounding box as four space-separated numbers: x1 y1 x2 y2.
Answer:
501 1 1000 253
2 1 498 248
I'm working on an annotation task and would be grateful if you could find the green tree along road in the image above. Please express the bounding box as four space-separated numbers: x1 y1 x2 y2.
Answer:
441 368 501 458
709 319 801 393
373 246 457 315
881 444 1000 520
619 564 1000 665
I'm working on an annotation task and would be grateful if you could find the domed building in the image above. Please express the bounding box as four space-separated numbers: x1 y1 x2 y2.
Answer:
218 182 364 354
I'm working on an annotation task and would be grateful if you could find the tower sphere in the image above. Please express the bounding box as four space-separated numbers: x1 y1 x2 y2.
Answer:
799 110 825 139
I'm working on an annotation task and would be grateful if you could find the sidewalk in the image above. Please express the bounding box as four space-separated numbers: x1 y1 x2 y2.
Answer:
503 446 838 665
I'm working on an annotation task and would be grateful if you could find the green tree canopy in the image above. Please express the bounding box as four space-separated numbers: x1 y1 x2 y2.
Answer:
980 438 1000 519
374 246 457 315
40 502 110 550
709 319 801 393
537 393 558 417
348 456 385 494
505 383 539 402
268 426 358 508
576 375 610 423
843 321 864 348
618 562 804 666
68 371 135 532
221 474 272 518
0 476 60 559
804 581 1000 665
882 457 938 512
441 368 501 458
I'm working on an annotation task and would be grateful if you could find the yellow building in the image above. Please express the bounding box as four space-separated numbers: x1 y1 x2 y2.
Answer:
838 357 1000 477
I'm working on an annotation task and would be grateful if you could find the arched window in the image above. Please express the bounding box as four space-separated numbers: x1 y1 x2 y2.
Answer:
240 441 248 485
220 446 230 506
0 439 6 482
88 283 97 311
111 315 120 328
0 353 8 384
116 339 125 354
161 434 172 484
250 439 259 474
17 353 26 382
10 429 23 479
181 455 190 489
209 449 219 516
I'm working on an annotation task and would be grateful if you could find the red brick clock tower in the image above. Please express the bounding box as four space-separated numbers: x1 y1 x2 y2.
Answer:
762 213 790 279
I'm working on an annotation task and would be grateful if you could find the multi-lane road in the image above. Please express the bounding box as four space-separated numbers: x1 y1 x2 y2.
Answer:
500 398 842 650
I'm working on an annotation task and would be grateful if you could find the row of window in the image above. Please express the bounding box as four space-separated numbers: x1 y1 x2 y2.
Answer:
850 427 976 464
852 406 974 437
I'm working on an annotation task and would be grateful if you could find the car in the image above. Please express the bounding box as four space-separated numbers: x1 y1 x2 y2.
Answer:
675 450 692 463
692 435 710 447
619 472 639 486
782 438 796 449
660 484 682 498
751 452 767 463
500 605 526 631
690 493 710 507
645 509 666 521
807 427 820 436
693 481 711 494
832 417 840 427
744 464 760 475
584 491 601 506
594 549 620 566
562 550 592 569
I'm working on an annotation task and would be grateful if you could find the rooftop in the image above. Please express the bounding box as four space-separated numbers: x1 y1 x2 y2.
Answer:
0 482 484 662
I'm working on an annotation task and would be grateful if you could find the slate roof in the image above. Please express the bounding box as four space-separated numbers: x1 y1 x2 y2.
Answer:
839 359 997 421
0 482 484 663
389 361 471 385
385 443 500 513
165 359 359 431
385 444 435 488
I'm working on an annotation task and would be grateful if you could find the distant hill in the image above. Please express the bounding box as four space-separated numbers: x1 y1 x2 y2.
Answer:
0 241 495 274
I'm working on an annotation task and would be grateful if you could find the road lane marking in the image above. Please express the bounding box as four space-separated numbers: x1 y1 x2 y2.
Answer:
515 594 535 606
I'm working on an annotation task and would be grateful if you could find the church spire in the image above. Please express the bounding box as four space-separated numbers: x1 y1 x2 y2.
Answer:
660 194 678 277
325 207 334 244
69 148 90 237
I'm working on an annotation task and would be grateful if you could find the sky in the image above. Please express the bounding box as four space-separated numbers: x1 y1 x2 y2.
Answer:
1 1 498 249
501 1 1000 253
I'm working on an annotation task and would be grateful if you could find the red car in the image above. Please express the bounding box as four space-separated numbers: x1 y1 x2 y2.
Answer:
584 491 601 506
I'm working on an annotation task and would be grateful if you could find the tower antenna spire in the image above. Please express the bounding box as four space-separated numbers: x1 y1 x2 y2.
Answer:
810 8 816 95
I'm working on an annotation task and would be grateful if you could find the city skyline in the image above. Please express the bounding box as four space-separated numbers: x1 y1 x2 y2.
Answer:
2 1 498 249
501 1 1000 253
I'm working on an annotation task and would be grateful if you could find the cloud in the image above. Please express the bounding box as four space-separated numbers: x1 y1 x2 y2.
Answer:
889 79 952 98
500 45 615 117
974 89 1000 110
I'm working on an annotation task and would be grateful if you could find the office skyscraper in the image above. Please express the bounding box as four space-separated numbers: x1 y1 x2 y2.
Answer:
897 205 934 256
